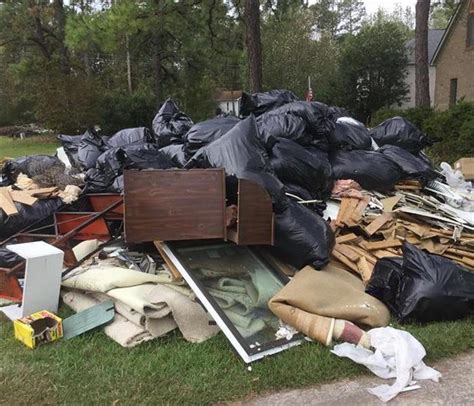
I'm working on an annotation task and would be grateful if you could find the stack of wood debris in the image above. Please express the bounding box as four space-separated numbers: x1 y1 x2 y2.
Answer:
330 180 474 284
0 186 58 216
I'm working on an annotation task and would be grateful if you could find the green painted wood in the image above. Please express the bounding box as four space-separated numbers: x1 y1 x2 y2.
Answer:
62 301 115 340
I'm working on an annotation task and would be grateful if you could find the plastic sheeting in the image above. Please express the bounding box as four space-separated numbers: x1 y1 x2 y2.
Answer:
366 243 474 322
269 138 333 200
332 327 441 402
370 117 433 153
239 89 299 117
330 150 402 191
77 130 108 170
271 200 335 270
106 127 153 148
183 116 240 158
152 98 194 147
159 144 187 168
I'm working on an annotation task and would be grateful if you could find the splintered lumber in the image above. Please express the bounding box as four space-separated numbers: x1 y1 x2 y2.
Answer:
350 245 377 265
30 187 58 198
364 213 392 236
381 195 401 212
10 190 38 206
335 197 352 227
365 239 402 251
347 197 369 226
0 188 18 216
357 256 373 284
446 248 474 259
331 250 359 273
334 244 360 262
372 249 401 259
336 233 359 244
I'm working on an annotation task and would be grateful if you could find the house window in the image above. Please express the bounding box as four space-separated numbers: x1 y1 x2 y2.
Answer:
468 14 474 47
450 78 458 106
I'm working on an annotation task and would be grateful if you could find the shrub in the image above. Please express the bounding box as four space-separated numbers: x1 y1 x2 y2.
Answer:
370 106 434 130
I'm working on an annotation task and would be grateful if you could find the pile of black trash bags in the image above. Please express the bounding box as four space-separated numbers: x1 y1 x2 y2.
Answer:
3 89 438 272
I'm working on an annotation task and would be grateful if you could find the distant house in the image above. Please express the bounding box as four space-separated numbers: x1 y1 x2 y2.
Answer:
399 29 445 109
431 0 474 110
214 90 242 115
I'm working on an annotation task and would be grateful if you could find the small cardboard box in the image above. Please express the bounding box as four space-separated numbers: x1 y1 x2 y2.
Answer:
14 310 63 349
454 157 474 180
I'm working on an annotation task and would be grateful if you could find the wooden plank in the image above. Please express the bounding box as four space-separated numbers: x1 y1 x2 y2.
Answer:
0 188 18 216
372 249 401 259
30 187 58 196
336 233 358 244
357 256 373 284
334 244 360 262
364 213 392 236
124 169 226 243
446 248 474 259
381 195 401 212
343 198 360 227
10 190 38 206
331 250 359 273
349 245 377 265
365 239 402 251
349 197 369 224
335 197 351 227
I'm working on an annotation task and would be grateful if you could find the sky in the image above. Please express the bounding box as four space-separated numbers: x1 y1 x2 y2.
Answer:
362 0 418 15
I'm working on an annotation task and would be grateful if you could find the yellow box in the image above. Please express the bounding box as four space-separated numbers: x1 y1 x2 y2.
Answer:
454 157 474 180
14 310 63 349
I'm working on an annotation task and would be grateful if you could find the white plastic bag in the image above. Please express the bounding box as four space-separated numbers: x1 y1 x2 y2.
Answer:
331 327 441 402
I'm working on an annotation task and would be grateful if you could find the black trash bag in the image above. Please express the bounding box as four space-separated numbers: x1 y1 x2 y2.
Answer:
327 106 352 122
271 200 335 270
117 144 175 170
159 144 188 168
183 116 240 159
186 116 288 213
269 138 333 200
239 89 299 117
329 117 372 151
366 243 474 323
77 130 108 170
398 243 474 322
284 183 327 216
84 168 115 193
329 150 402 191
57 134 81 167
365 257 404 315
370 117 434 153
152 98 194 147
257 101 333 150
0 199 63 239
2 155 64 184
377 145 438 182
106 127 153 148
0 248 22 268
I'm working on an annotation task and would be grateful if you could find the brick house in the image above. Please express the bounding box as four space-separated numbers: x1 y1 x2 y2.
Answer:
431 0 474 110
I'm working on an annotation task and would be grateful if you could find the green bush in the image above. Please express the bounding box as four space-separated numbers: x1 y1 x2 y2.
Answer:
99 92 157 135
370 106 434 129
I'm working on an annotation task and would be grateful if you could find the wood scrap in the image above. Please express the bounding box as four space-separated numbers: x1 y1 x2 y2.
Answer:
357 256 373 284
364 213 393 236
331 250 360 273
0 188 18 216
153 241 182 281
335 233 358 244
9 190 38 206
334 244 360 262
365 239 402 251
381 195 401 212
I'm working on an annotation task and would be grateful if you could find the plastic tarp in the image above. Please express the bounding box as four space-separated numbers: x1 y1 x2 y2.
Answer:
257 101 333 150
152 98 193 147
370 117 433 153
271 200 335 270
269 138 333 200
239 89 299 117
329 117 372 151
106 127 153 148
366 243 474 323
330 150 402 191
183 116 240 158
77 130 108 170
186 116 288 213
0 198 63 239
377 145 438 182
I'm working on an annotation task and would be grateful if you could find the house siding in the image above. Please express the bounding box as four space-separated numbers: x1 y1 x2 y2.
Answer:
435 1 474 110
398 65 436 109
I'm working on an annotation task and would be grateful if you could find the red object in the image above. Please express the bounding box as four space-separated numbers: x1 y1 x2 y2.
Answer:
306 88 313 102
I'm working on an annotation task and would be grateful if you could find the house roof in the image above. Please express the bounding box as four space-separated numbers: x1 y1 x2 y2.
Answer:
405 29 445 65
431 0 468 64
214 90 242 102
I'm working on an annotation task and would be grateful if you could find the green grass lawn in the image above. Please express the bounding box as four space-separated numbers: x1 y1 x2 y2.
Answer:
0 135 59 159
0 310 472 405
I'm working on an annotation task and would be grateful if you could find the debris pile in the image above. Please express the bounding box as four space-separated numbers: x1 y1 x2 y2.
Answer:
0 89 473 399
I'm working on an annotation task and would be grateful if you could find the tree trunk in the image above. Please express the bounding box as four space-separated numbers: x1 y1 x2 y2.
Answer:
415 0 430 107
244 0 263 92
126 34 133 94
154 44 162 106
53 0 70 74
